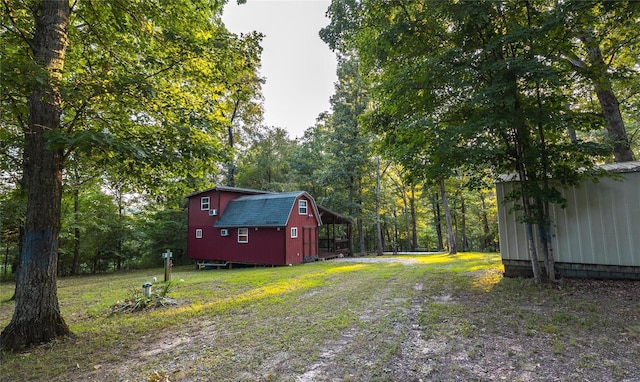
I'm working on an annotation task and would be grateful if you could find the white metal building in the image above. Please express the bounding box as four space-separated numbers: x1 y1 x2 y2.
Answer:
497 161 640 279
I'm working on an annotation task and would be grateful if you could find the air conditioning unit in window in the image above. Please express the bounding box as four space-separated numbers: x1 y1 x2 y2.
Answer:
208 209 218 216
220 229 229 236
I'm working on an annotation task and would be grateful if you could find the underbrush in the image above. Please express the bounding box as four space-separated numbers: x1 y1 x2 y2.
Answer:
108 281 178 314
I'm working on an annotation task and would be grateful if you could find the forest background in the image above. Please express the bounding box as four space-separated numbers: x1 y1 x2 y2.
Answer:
1 0 639 276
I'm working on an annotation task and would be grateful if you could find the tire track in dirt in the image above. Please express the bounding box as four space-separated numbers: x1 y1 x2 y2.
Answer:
294 264 419 381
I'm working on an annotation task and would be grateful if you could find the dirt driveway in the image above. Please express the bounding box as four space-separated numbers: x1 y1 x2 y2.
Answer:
2 254 638 381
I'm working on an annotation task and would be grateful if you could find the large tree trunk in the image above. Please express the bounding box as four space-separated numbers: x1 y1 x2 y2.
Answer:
0 0 72 351
595 88 634 162
579 33 635 162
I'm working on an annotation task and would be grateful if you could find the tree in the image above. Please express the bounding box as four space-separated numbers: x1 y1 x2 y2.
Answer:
322 0 615 282
556 0 639 162
138 204 188 267
385 165 419 251
290 114 333 199
218 32 265 187
235 126 297 191
60 157 100 275
324 56 375 255
0 188 25 280
1 0 252 350
0 0 72 350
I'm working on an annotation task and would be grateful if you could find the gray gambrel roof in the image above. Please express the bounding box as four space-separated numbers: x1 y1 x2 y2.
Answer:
214 192 321 228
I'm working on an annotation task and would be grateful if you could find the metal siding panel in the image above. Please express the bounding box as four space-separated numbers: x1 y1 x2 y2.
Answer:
549 193 562 261
629 174 640 266
575 184 596 264
497 182 529 261
575 177 636 266
589 182 604 264
498 170 640 268
614 173 640 266
599 183 619 264
558 187 581 263
498 167 640 270
496 182 508 258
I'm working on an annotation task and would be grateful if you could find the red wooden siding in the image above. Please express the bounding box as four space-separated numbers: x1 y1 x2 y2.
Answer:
187 189 321 266
284 195 319 264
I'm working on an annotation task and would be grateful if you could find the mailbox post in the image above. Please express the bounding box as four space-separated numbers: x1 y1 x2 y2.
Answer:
142 282 152 298
162 249 173 282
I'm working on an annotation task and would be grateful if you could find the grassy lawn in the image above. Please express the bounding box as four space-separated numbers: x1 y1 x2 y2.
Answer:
1 253 639 381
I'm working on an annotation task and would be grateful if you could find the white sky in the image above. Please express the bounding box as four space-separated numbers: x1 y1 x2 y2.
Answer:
222 0 338 138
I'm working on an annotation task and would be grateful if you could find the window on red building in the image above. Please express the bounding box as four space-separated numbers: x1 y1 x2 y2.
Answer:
298 200 308 215
238 228 249 243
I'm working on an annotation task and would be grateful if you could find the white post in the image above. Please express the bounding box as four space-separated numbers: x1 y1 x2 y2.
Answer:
162 249 173 282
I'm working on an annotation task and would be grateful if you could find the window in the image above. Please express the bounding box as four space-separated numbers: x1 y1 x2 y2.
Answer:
238 228 249 243
291 227 298 238
298 200 308 215
201 197 210 210
195 229 203 239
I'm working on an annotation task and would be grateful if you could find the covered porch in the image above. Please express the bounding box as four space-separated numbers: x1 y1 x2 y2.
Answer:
317 206 354 260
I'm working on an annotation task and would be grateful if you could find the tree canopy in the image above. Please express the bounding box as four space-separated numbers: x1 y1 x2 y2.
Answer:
0 0 263 350
321 0 638 282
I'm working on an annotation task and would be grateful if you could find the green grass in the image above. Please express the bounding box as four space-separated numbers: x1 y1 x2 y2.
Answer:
1 253 638 381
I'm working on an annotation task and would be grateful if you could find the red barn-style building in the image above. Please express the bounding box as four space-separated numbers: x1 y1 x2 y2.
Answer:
186 187 351 267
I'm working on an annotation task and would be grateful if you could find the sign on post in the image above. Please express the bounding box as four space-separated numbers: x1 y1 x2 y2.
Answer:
162 249 173 282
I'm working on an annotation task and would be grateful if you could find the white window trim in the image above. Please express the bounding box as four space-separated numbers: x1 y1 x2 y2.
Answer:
291 227 298 238
201 197 210 210
195 229 203 239
238 228 249 243
298 200 308 215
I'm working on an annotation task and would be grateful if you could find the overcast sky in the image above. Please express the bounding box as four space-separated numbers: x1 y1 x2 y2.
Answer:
222 0 338 138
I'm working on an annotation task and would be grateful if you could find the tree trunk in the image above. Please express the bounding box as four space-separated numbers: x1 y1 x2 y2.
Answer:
349 176 363 256
537 201 557 282
392 207 401 251
460 195 469 251
432 193 444 251
518 179 543 283
595 88 635 162
357 217 365 255
0 0 72 351
226 99 240 187
375 157 383 255
440 179 457 254
226 124 236 187
116 189 124 271
524 218 543 283
400 188 411 251
3 246 8 279
479 191 492 251
579 33 635 162
71 187 80 275
410 186 417 251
